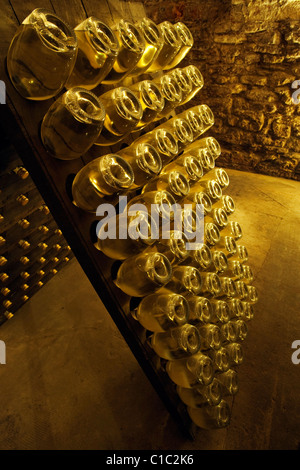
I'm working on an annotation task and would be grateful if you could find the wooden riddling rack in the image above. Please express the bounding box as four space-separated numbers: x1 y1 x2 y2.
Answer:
0 121 74 325
0 0 231 439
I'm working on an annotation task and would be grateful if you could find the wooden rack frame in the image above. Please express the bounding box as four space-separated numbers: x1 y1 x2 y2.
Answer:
0 0 197 439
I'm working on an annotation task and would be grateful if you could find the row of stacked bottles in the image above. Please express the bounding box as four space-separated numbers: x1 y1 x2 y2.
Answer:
6 9 258 431
0 131 73 325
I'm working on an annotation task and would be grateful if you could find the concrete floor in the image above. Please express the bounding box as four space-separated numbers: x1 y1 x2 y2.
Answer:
0 168 299 450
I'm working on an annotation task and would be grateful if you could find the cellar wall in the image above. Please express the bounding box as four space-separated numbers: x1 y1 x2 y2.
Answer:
142 0 300 180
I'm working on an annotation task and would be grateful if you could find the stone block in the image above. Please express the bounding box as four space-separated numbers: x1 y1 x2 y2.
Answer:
244 21 268 34
274 86 294 105
205 96 233 113
249 43 284 55
285 45 300 60
285 31 300 44
292 116 300 137
255 155 298 178
247 29 282 45
243 52 261 65
228 83 248 94
245 87 278 103
286 136 300 153
214 75 232 85
262 54 285 64
218 45 241 64
268 71 296 87
214 21 234 34
214 33 247 44
240 75 268 86
228 109 264 132
271 117 291 139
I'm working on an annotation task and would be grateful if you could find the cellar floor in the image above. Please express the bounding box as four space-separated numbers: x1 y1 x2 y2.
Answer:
0 168 299 451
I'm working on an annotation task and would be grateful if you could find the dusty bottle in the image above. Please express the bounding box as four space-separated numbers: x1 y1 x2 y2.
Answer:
182 190 212 216
181 105 214 139
186 296 213 324
95 87 142 145
200 272 222 299
65 17 119 90
196 323 222 350
241 265 254 284
0 273 9 283
213 235 237 258
210 250 228 274
213 195 235 216
16 194 29 206
221 319 248 343
167 68 193 106
196 149 216 175
146 231 189 265
165 22 194 69
247 285 258 304
180 65 204 104
193 179 223 202
147 21 181 72
218 276 238 299
197 104 215 135
187 244 213 270
116 142 162 189
185 135 221 160
215 369 239 396
72 154 134 212
161 265 202 296
224 342 244 367
206 347 230 374
127 80 165 129
7 8 78 99
201 168 230 190
170 207 203 247
220 259 244 281
129 17 162 75
227 298 245 320
150 323 201 360
204 223 221 247
240 301 254 321
133 292 189 332
0 256 8 267
141 171 190 200
41 88 105 160
161 154 203 184
221 221 243 240
95 210 158 260
177 108 205 140
234 280 250 300
102 19 145 84
177 379 221 408
187 399 231 429
156 117 194 153
115 252 172 297
125 190 176 222
133 128 178 166
209 299 231 324
152 73 183 120
13 166 29 180
205 208 229 231
229 245 248 264
166 351 214 387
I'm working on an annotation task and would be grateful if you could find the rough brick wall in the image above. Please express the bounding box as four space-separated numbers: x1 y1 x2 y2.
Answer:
142 0 300 180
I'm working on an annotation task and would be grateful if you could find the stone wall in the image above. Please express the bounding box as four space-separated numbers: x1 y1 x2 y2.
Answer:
142 0 300 180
